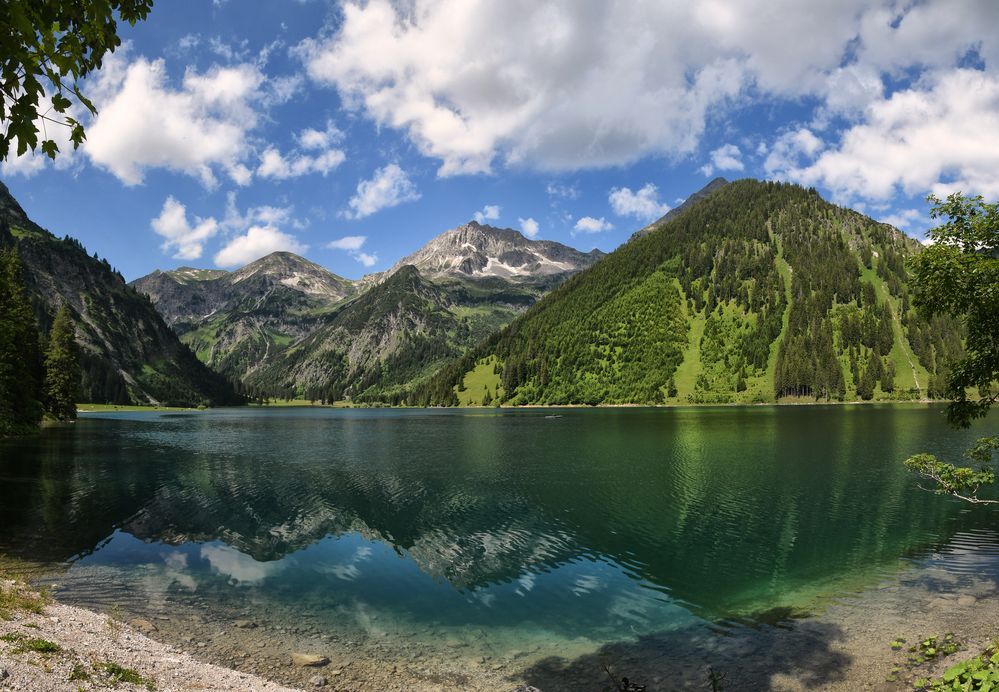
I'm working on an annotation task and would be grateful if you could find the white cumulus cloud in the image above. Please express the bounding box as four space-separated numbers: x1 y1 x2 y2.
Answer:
782 69 999 201
574 216 614 234
214 225 307 267
879 209 922 231
257 121 346 180
150 197 219 260
344 164 420 219
354 252 378 267
700 143 744 177
298 121 343 150
297 0 757 175
764 128 825 178
221 192 303 232
296 0 971 176
608 183 670 221
326 235 377 267
85 54 266 187
293 0 999 203
326 235 367 251
519 217 539 238
473 204 501 223
546 182 580 200
257 146 345 179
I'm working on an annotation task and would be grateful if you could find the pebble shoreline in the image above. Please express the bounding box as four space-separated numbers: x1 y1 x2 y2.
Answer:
5 560 999 692
0 582 300 692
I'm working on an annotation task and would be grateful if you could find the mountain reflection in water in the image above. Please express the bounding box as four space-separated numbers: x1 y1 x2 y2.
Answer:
1 405 996 641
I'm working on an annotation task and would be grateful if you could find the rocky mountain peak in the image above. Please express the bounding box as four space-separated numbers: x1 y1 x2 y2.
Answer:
229 251 353 299
384 221 604 282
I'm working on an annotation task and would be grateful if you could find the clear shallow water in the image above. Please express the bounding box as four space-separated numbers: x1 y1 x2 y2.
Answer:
2 405 998 687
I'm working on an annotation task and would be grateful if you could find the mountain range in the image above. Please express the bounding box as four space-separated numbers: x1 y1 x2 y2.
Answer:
131 221 603 401
2 176 962 409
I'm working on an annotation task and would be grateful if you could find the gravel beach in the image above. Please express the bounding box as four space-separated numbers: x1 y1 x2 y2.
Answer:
0 580 300 692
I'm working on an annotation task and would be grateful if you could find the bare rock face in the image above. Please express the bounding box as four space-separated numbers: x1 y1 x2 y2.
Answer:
131 253 358 382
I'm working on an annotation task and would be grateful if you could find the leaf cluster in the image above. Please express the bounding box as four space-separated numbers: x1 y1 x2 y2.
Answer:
916 641 999 691
0 1 153 161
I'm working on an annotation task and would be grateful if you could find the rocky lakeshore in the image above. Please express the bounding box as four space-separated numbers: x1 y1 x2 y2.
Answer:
0 579 300 691
5 554 999 692
0 575 531 691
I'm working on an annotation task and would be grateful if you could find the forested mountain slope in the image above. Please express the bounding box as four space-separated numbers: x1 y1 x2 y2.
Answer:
414 180 961 406
0 182 239 406
629 176 729 241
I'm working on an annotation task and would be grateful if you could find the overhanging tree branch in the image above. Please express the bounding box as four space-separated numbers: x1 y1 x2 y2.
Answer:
0 1 154 162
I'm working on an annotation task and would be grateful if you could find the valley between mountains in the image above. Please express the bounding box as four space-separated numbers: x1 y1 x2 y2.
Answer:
3 177 960 408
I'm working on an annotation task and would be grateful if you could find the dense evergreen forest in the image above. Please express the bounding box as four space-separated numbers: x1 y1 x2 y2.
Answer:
408 180 961 407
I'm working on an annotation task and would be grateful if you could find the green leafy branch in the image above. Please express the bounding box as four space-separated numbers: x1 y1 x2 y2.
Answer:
904 437 999 505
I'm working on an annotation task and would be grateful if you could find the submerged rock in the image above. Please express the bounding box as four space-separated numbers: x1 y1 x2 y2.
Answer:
309 674 326 687
131 618 158 634
291 653 330 667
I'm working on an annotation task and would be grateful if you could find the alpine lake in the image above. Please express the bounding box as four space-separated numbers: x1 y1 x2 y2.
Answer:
2 404 999 690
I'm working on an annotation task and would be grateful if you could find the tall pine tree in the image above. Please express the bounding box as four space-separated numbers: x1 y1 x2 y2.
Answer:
0 248 43 434
43 304 80 421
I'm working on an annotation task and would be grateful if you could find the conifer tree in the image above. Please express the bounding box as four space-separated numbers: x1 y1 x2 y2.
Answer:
43 304 80 420
883 360 896 393
0 248 43 434
857 354 877 401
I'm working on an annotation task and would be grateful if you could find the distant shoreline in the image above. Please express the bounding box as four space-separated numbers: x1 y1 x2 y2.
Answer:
76 398 942 413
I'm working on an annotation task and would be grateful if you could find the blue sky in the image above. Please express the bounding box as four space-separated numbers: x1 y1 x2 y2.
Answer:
3 0 998 281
